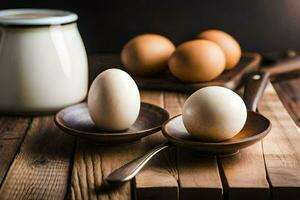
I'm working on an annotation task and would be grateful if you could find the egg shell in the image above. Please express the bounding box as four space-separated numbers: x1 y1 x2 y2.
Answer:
182 86 247 142
87 68 140 131
197 30 241 70
168 40 226 82
121 34 175 76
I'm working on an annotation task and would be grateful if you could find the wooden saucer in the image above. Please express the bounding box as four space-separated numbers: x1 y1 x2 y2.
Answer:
162 112 271 155
55 102 169 143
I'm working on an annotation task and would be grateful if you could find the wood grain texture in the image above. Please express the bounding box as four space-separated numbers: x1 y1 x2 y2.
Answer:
0 116 75 200
0 117 31 185
219 143 269 200
260 83 300 200
273 78 300 127
69 139 140 200
135 91 178 200
0 117 31 140
164 92 223 200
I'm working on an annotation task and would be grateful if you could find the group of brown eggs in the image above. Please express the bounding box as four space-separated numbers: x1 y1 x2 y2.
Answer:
121 30 241 82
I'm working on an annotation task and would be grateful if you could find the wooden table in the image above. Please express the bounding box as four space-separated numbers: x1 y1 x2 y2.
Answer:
1 54 300 200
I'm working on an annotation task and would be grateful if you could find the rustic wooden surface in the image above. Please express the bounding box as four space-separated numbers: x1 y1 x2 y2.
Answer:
219 142 269 200
0 117 31 185
0 54 300 200
0 116 75 200
69 137 140 200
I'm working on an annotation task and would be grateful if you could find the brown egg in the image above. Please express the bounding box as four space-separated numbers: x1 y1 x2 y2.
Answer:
197 30 241 70
121 34 175 76
168 40 226 82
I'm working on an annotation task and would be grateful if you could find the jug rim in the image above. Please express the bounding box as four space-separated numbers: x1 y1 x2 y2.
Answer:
0 9 78 26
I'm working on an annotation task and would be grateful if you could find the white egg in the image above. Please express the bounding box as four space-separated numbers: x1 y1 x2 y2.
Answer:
182 86 247 142
87 68 140 131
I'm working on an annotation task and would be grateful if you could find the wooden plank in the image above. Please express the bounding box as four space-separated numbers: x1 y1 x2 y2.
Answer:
0 116 75 200
164 92 223 200
0 117 31 185
260 83 300 200
69 138 141 200
135 91 179 200
0 117 31 139
219 143 269 200
273 78 300 127
0 140 25 185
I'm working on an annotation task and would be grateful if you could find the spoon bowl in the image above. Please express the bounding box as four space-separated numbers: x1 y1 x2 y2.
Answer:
162 111 271 155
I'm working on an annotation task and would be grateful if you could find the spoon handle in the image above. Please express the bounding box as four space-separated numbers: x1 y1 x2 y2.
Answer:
244 53 300 112
243 71 270 112
262 55 300 76
106 143 170 184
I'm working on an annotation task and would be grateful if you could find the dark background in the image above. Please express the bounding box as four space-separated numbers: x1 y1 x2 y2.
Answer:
1 0 300 54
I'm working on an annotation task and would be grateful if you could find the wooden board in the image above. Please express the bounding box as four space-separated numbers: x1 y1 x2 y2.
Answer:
0 116 75 200
89 53 261 93
259 83 300 200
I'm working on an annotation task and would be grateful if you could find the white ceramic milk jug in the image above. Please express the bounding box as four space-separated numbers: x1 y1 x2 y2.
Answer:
0 9 88 114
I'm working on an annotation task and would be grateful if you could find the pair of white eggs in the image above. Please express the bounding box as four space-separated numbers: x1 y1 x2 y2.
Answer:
88 69 247 141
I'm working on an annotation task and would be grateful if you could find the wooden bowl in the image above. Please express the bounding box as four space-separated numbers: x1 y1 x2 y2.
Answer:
55 102 169 143
162 112 271 155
